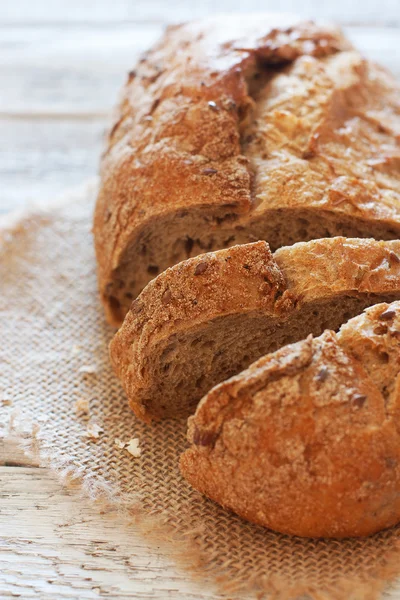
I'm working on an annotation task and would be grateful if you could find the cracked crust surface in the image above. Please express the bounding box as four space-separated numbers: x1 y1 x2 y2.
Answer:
94 14 400 325
110 237 400 422
180 301 400 538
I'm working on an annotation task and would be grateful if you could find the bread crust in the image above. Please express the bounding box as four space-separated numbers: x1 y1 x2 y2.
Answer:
94 14 400 325
180 301 400 538
110 237 400 421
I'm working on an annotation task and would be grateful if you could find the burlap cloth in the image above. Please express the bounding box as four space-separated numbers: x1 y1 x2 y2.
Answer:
2 182 400 600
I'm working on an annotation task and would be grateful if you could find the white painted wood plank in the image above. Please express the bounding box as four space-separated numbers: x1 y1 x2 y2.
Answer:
0 463 222 599
0 25 399 117
0 24 162 116
0 118 105 213
1 0 400 27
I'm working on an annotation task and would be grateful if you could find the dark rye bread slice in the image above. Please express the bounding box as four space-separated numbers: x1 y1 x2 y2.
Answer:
94 14 400 326
180 302 400 538
110 237 400 422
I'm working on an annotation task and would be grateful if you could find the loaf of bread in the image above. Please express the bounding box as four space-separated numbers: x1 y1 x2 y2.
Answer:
98 14 400 537
94 14 400 325
180 301 400 538
109 237 400 422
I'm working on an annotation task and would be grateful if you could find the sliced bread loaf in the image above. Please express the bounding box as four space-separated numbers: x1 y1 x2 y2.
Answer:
110 238 400 422
180 301 400 538
94 15 400 325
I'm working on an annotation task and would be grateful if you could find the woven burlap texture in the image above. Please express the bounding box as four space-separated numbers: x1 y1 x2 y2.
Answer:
1 184 400 600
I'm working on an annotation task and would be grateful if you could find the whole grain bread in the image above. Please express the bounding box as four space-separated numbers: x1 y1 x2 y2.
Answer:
94 14 400 325
109 237 400 422
180 301 400 538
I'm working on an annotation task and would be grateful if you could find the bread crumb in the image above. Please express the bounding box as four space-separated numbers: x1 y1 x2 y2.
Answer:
79 365 97 374
114 438 126 449
86 422 104 439
1 396 12 406
32 423 40 438
126 438 141 457
71 345 81 356
75 398 90 416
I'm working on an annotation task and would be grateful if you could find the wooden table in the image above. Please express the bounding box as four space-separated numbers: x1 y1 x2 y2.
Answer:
1 1 400 597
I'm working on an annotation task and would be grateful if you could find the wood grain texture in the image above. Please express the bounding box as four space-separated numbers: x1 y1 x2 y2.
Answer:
0 462 222 600
0 118 105 212
0 24 162 116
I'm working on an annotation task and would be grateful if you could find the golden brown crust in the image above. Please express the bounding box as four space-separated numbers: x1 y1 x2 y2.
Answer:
110 237 400 422
274 237 400 301
94 14 400 325
109 241 289 421
180 301 400 538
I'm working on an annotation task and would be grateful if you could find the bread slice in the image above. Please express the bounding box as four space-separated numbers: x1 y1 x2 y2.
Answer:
180 301 400 538
94 14 400 325
109 237 400 422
